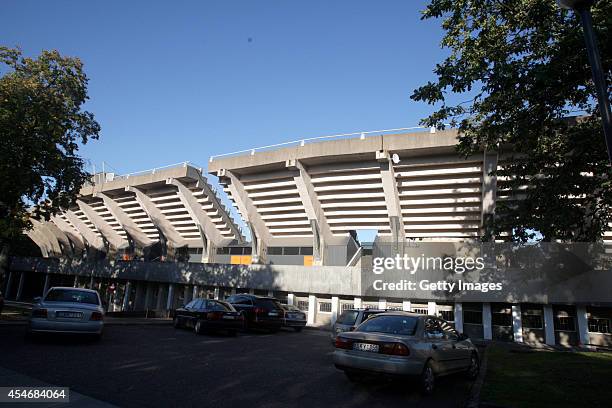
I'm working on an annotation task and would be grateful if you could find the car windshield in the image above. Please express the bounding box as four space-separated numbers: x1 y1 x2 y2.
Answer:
45 289 99 305
356 315 418 336
337 310 359 325
208 301 235 311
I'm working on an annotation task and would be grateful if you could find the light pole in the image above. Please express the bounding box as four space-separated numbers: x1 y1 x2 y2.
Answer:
557 0 612 165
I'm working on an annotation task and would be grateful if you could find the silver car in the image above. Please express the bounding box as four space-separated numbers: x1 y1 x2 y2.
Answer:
29 287 105 339
333 312 479 394
331 308 386 342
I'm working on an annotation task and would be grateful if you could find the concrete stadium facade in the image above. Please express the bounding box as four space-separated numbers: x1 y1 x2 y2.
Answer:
5 127 612 348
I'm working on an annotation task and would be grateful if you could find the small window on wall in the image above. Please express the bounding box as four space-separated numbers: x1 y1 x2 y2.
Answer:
229 247 244 255
554 311 576 331
300 247 313 255
588 318 611 334
464 310 483 325
522 309 543 329
284 247 299 256
440 310 455 322
341 303 354 312
216 247 230 255
318 302 332 313
492 311 512 327
412 308 428 315
268 247 283 255
297 300 309 312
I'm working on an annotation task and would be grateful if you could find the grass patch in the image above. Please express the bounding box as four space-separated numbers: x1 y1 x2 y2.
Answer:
481 344 612 408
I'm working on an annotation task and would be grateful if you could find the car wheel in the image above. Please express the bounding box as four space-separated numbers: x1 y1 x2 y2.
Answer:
420 361 435 395
293 327 303 332
467 353 480 380
194 320 203 335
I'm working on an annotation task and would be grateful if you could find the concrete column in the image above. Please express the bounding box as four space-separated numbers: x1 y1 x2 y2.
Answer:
43 273 51 297
192 285 199 300
89 275 94 289
183 285 192 305
428 301 437 316
483 303 493 340
378 299 387 310
213 287 220 300
512 304 523 343
144 283 154 310
576 305 590 347
287 293 295 306
122 281 132 311
267 290 274 297
230 288 236 295
166 284 175 311
134 282 146 311
454 303 464 333
73 275 79 288
307 294 316 325
543 304 555 346
248 288 255 295
354 297 362 309
402 300 411 312
4 271 13 300
16 272 25 301
331 296 340 326
156 285 165 311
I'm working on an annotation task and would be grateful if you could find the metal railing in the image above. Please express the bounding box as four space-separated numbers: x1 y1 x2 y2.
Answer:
209 125 440 162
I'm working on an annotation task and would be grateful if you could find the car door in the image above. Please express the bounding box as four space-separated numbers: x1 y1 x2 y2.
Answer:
424 317 454 374
439 318 468 371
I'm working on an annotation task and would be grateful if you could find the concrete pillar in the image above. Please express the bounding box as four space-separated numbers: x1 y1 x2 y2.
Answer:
307 294 316 325
454 303 464 333
183 285 192 305
16 272 25 301
134 282 146 311
287 293 295 306
428 301 437 316
89 275 94 289
576 305 590 347
378 299 387 310
122 281 132 311
144 283 153 310
230 288 236 295
402 300 411 312
543 304 555 346
156 285 165 311
483 303 493 340
166 284 175 311
512 304 523 343
354 297 362 309
248 288 255 295
331 296 340 326
4 271 13 300
213 287 220 300
73 275 79 288
192 285 199 300
267 290 274 297
42 273 51 297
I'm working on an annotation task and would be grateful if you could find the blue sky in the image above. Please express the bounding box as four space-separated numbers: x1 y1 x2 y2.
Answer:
2 1 452 241
2 0 450 174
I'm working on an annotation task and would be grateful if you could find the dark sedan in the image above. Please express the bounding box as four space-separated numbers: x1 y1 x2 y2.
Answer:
226 294 284 332
173 298 243 336
280 304 306 332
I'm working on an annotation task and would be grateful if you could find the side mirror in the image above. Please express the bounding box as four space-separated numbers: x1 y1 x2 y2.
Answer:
33 296 41 304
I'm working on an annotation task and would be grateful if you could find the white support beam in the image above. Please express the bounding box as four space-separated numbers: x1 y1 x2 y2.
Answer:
483 303 493 340
428 301 437 316
481 152 498 233
354 297 362 309
51 216 85 251
331 296 340 326
220 169 271 263
402 300 411 312
577 305 590 348
543 304 555 346
454 303 464 333
287 160 339 264
77 200 130 251
97 192 156 249
379 299 387 310
307 294 316 325
512 304 523 343
25 228 51 257
167 178 232 260
43 221 73 255
126 186 187 249
32 220 63 256
287 293 295 306
65 210 106 252
377 151 405 243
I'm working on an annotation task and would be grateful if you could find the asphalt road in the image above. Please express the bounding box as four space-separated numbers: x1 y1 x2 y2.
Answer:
0 325 474 407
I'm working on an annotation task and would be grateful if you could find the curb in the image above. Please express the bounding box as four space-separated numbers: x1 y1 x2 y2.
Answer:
465 345 488 408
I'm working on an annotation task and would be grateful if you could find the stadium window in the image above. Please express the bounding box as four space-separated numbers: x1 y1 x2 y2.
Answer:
300 247 313 255
216 247 230 255
412 308 428 315
554 312 576 331
283 247 299 256
440 310 455 322
268 247 283 256
341 303 354 312
318 302 332 313
229 247 243 255
522 309 543 329
464 310 483 325
297 300 309 312
588 318 611 334
243 247 252 254
492 311 512 327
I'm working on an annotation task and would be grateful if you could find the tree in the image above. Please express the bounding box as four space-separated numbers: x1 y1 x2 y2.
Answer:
0 47 100 282
412 0 611 242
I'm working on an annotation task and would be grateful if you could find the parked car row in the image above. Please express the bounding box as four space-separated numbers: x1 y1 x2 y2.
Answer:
173 294 306 335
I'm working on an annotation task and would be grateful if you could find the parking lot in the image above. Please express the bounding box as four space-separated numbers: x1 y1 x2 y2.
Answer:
0 324 475 407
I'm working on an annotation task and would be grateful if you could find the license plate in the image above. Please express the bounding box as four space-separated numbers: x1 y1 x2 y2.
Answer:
222 315 235 320
268 312 278 316
56 311 82 319
353 343 379 353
